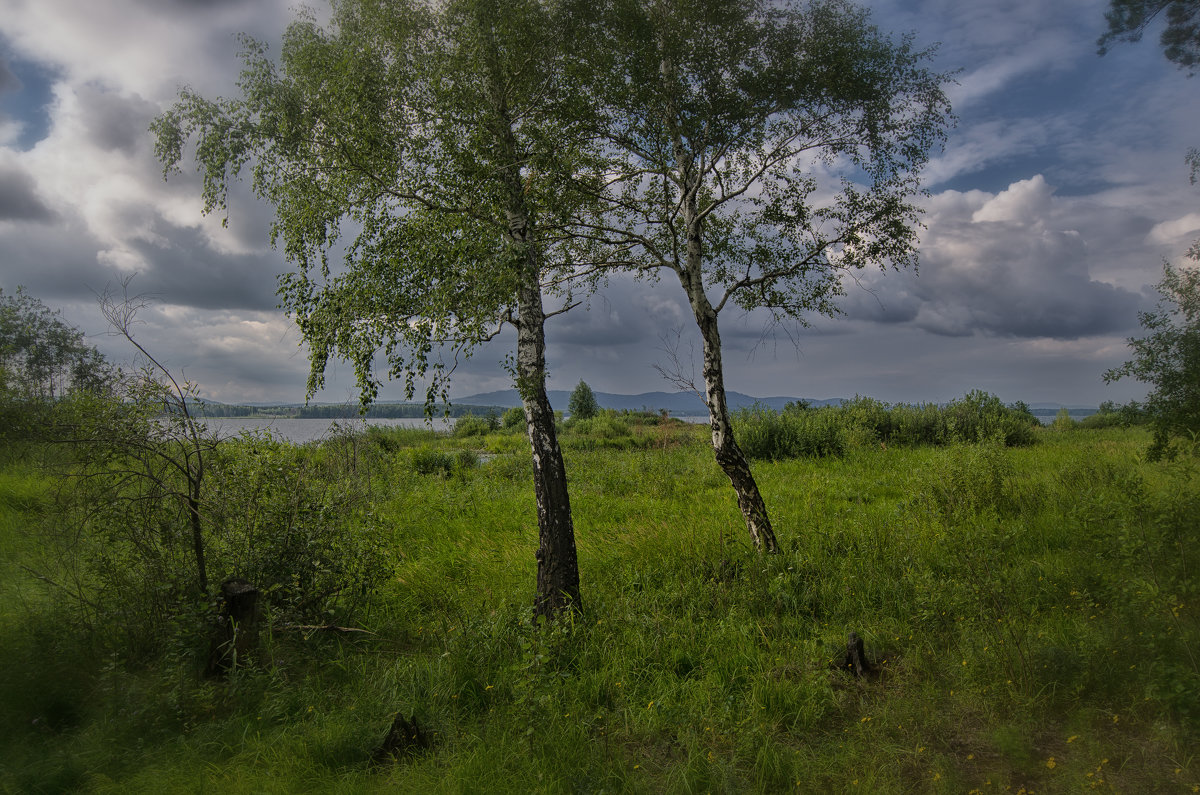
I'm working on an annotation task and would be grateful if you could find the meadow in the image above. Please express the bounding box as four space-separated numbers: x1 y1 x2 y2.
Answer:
0 411 1196 793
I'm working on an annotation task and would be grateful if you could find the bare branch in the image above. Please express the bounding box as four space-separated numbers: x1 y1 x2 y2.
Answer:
652 325 703 398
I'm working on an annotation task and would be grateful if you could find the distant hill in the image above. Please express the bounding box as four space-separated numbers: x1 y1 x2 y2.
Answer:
196 392 1101 419
452 389 845 415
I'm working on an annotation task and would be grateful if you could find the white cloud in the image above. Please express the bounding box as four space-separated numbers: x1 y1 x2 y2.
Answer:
971 174 1054 224
1147 213 1200 246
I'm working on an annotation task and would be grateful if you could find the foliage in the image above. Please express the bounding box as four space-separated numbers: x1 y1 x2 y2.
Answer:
1098 0 1200 73
734 404 847 460
501 406 525 431
0 288 111 442
1051 406 1076 430
0 287 108 401
1077 399 1149 429
1105 262 1200 459
152 0 603 409
734 391 1038 460
567 380 599 420
452 412 497 438
204 433 390 624
21 289 387 658
576 0 954 321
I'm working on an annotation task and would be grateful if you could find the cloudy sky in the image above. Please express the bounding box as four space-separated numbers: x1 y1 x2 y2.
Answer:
1 0 1196 407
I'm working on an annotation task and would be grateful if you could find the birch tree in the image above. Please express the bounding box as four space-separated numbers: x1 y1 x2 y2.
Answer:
571 0 952 552
153 0 602 620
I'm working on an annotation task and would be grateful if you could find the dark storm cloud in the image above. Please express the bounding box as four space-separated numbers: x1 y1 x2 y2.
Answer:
843 177 1143 340
550 283 689 347
0 165 55 222
126 218 285 311
77 87 157 154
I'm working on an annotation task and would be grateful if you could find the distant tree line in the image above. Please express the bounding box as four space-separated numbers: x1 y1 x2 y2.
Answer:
293 403 504 420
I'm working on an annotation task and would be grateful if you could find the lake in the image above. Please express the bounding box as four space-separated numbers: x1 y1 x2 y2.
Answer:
202 414 712 443
203 416 455 443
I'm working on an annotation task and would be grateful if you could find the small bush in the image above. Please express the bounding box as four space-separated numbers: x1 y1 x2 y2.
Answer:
926 439 1014 516
1051 407 1076 430
409 446 456 475
502 406 525 430
453 413 493 438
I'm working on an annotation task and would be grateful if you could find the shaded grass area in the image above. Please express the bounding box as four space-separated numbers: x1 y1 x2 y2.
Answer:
0 424 1197 793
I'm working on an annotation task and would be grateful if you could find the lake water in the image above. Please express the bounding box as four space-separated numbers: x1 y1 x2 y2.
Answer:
204 416 455 443
203 414 711 443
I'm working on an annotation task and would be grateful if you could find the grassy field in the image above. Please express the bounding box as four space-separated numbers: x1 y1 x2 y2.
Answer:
0 419 1196 793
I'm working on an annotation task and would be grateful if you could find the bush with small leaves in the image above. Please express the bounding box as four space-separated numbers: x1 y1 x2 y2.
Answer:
453 413 492 438
502 406 525 430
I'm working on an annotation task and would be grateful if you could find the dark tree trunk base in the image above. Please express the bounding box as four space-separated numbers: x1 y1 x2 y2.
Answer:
836 631 877 678
205 577 260 677
372 713 431 764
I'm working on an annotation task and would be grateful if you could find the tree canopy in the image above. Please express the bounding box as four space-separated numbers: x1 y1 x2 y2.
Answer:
1105 261 1200 458
153 0 604 409
153 0 605 619
564 0 952 551
568 380 599 420
1098 0 1200 73
0 287 108 402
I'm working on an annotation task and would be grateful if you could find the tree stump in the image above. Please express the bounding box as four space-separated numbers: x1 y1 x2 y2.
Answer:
838 631 876 678
372 713 430 764
205 577 260 677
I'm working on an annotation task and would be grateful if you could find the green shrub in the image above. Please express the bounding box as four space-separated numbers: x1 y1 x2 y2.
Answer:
453 413 492 438
735 404 846 460
205 435 390 624
926 439 1014 516
943 390 1038 446
409 445 456 475
889 402 946 446
502 406 525 430
1051 407 1076 430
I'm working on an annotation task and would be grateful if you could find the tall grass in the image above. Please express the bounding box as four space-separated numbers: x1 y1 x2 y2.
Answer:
0 422 1196 793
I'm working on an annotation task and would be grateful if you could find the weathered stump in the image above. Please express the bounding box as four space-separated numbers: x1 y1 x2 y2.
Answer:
372 713 430 764
838 631 876 678
205 577 260 677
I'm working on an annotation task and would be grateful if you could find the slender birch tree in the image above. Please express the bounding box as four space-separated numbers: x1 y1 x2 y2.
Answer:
568 0 952 552
153 0 603 620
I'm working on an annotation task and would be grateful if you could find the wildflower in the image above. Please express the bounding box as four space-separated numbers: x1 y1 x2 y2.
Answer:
1047 757 1057 769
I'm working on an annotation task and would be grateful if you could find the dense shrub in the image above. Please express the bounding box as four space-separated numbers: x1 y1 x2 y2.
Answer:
205 434 391 623
453 412 495 438
734 390 1038 460
564 410 637 448
941 390 1038 446
735 404 846 460
502 406 525 430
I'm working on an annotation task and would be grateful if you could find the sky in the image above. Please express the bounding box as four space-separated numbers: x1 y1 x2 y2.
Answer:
1 0 1197 407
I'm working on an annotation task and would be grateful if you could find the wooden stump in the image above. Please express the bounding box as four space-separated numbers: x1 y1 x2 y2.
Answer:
372 713 430 764
838 631 876 678
205 577 260 677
